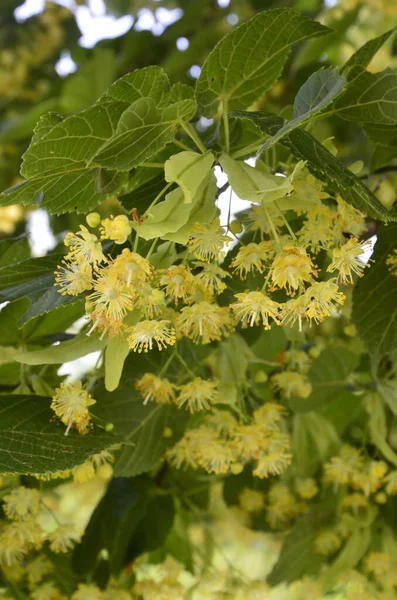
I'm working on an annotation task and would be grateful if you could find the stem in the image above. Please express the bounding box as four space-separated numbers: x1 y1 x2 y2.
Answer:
173 138 192 151
145 181 173 214
159 348 176 377
225 186 233 233
179 121 207 154
274 202 297 241
133 233 139 252
264 207 281 247
175 350 196 379
146 237 159 259
261 269 272 291
231 134 269 159
222 101 230 153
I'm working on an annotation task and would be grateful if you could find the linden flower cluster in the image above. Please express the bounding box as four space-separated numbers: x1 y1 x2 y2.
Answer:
136 374 219 413
166 403 292 478
0 485 82 572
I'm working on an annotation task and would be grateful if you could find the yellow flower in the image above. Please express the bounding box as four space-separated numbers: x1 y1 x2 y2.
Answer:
72 460 96 483
296 478 318 500
205 409 237 436
292 174 329 212
239 488 265 513
51 381 96 435
324 445 365 487
303 279 345 325
87 267 134 326
71 584 103 600
297 205 336 251
335 197 366 239
231 242 270 278
271 245 316 295
31 582 64 600
232 423 269 461
188 219 231 261
386 250 397 275
365 552 392 579
314 529 342 555
245 203 284 235
26 555 54 587
110 248 152 287
253 442 292 478
327 237 369 284
272 370 312 399
100 214 132 244
54 259 93 296
160 265 194 303
48 523 81 553
3 486 40 521
177 301 233 344
193 261 230 294
197 438 235 474
135 283 166 318
64 225 105 264
266 483 298 529
253 402 288 427
231 290 281 329
136 373 176 405
127 319 176 352
384 469 397 494
176 377 219 413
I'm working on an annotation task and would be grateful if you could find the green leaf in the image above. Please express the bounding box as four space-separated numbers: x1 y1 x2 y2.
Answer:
195 8 330 117
15 332 106 365
219 154 303 203
319 390 363 434
352 225 397 360
125 494 174 563
0 395 118 475
60 48 117 114
0 102 126 214
364 392 397 467
101 65 170 105
320 527 371 589
267 501 336 586
0 254 82 326
73 476 153 576
333 68 397 126
231 111 396 222
288 347 359 413
119 174 167 212
164 172 218 244
135 188 192 241
260 68 346 151
104 311 140 391
92 377 188 477
91 98 196 171
341 28 396 83
164 151 214 204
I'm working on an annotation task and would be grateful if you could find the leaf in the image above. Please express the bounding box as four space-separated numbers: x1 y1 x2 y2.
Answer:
219 154 303 203
260 68 346 151
164 151 214 204
0 102 127 214
125 494 174 563
91 98 197 171
341 28 396 83
288 347 359 413
0 254 82 326
101 65 170 105
365 392 397 467
104 311 140 391
319 390 363 434
352 225 397 360
333 68 397 126
267 502 336 586
231 111 396 222
15 333 106 365
195 8 330 117
0 395 118 475
135 188 192 241
164 171 218 244
73 476 153 576
92 377 188 477
60 48 117 114
320 527 371 589
119 174 167 212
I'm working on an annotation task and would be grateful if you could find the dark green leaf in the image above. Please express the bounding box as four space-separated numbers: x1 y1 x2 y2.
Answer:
289 347 359 413
231 111 396 222
267 502 336 586
196 8 330 117
341 28 396 83
0 395 118 475
73 476 153 576
119 174 167 212
352 225 397 361
260 68 346 151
